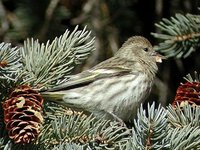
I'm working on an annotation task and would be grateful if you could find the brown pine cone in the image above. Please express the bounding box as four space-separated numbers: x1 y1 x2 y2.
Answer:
3 85 43 144
172 82 200 107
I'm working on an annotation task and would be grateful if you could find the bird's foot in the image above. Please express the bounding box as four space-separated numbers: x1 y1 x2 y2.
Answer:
107 111 127 128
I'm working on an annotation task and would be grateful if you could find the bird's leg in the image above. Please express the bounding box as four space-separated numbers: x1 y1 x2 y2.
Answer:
106 111 127 127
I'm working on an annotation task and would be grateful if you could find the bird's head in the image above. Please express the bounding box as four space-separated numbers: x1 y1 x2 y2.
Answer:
116 36 164 64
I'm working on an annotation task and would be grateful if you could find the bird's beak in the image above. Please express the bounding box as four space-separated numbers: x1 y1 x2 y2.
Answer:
150 52 166 63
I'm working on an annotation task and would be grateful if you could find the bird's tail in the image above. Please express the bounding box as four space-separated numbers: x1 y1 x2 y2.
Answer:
41 91 65 102
41 91 84 111
41 92 64 101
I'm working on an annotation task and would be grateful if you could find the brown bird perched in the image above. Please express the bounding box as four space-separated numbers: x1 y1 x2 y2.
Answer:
42 36 164 122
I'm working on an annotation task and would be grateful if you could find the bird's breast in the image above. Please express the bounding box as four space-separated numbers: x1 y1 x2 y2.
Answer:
83 73 153 121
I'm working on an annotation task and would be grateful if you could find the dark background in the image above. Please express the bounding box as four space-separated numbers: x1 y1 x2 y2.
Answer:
0 0 199 105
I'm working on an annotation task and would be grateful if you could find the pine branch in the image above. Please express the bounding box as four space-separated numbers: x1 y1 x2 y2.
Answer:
167 125 200 149
2 101 200 149
183 71 200 82
167 104 200 128
0 42 21 101
20 26 95 89
126 103 168 150
38 103 130 149
152 13 200 58
0 138 5 149
122 103 200 150
52 143 85 150
0 42 21 80
2 142 44 150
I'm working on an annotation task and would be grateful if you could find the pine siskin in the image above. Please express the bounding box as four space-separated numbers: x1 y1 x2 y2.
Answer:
42 36 164 122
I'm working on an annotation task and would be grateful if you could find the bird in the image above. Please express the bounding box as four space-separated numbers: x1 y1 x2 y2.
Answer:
42 36 164 122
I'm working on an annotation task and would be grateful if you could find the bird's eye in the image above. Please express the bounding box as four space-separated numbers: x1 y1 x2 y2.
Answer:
143 48 148 52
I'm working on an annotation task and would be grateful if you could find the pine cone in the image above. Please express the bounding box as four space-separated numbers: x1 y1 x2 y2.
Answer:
2 85 43 144
172 82 200 107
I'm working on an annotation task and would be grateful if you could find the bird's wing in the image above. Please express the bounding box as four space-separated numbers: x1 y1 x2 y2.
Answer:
47 67 134 92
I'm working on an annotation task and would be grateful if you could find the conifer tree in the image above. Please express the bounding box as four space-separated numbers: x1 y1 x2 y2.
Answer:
0 11 200 149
